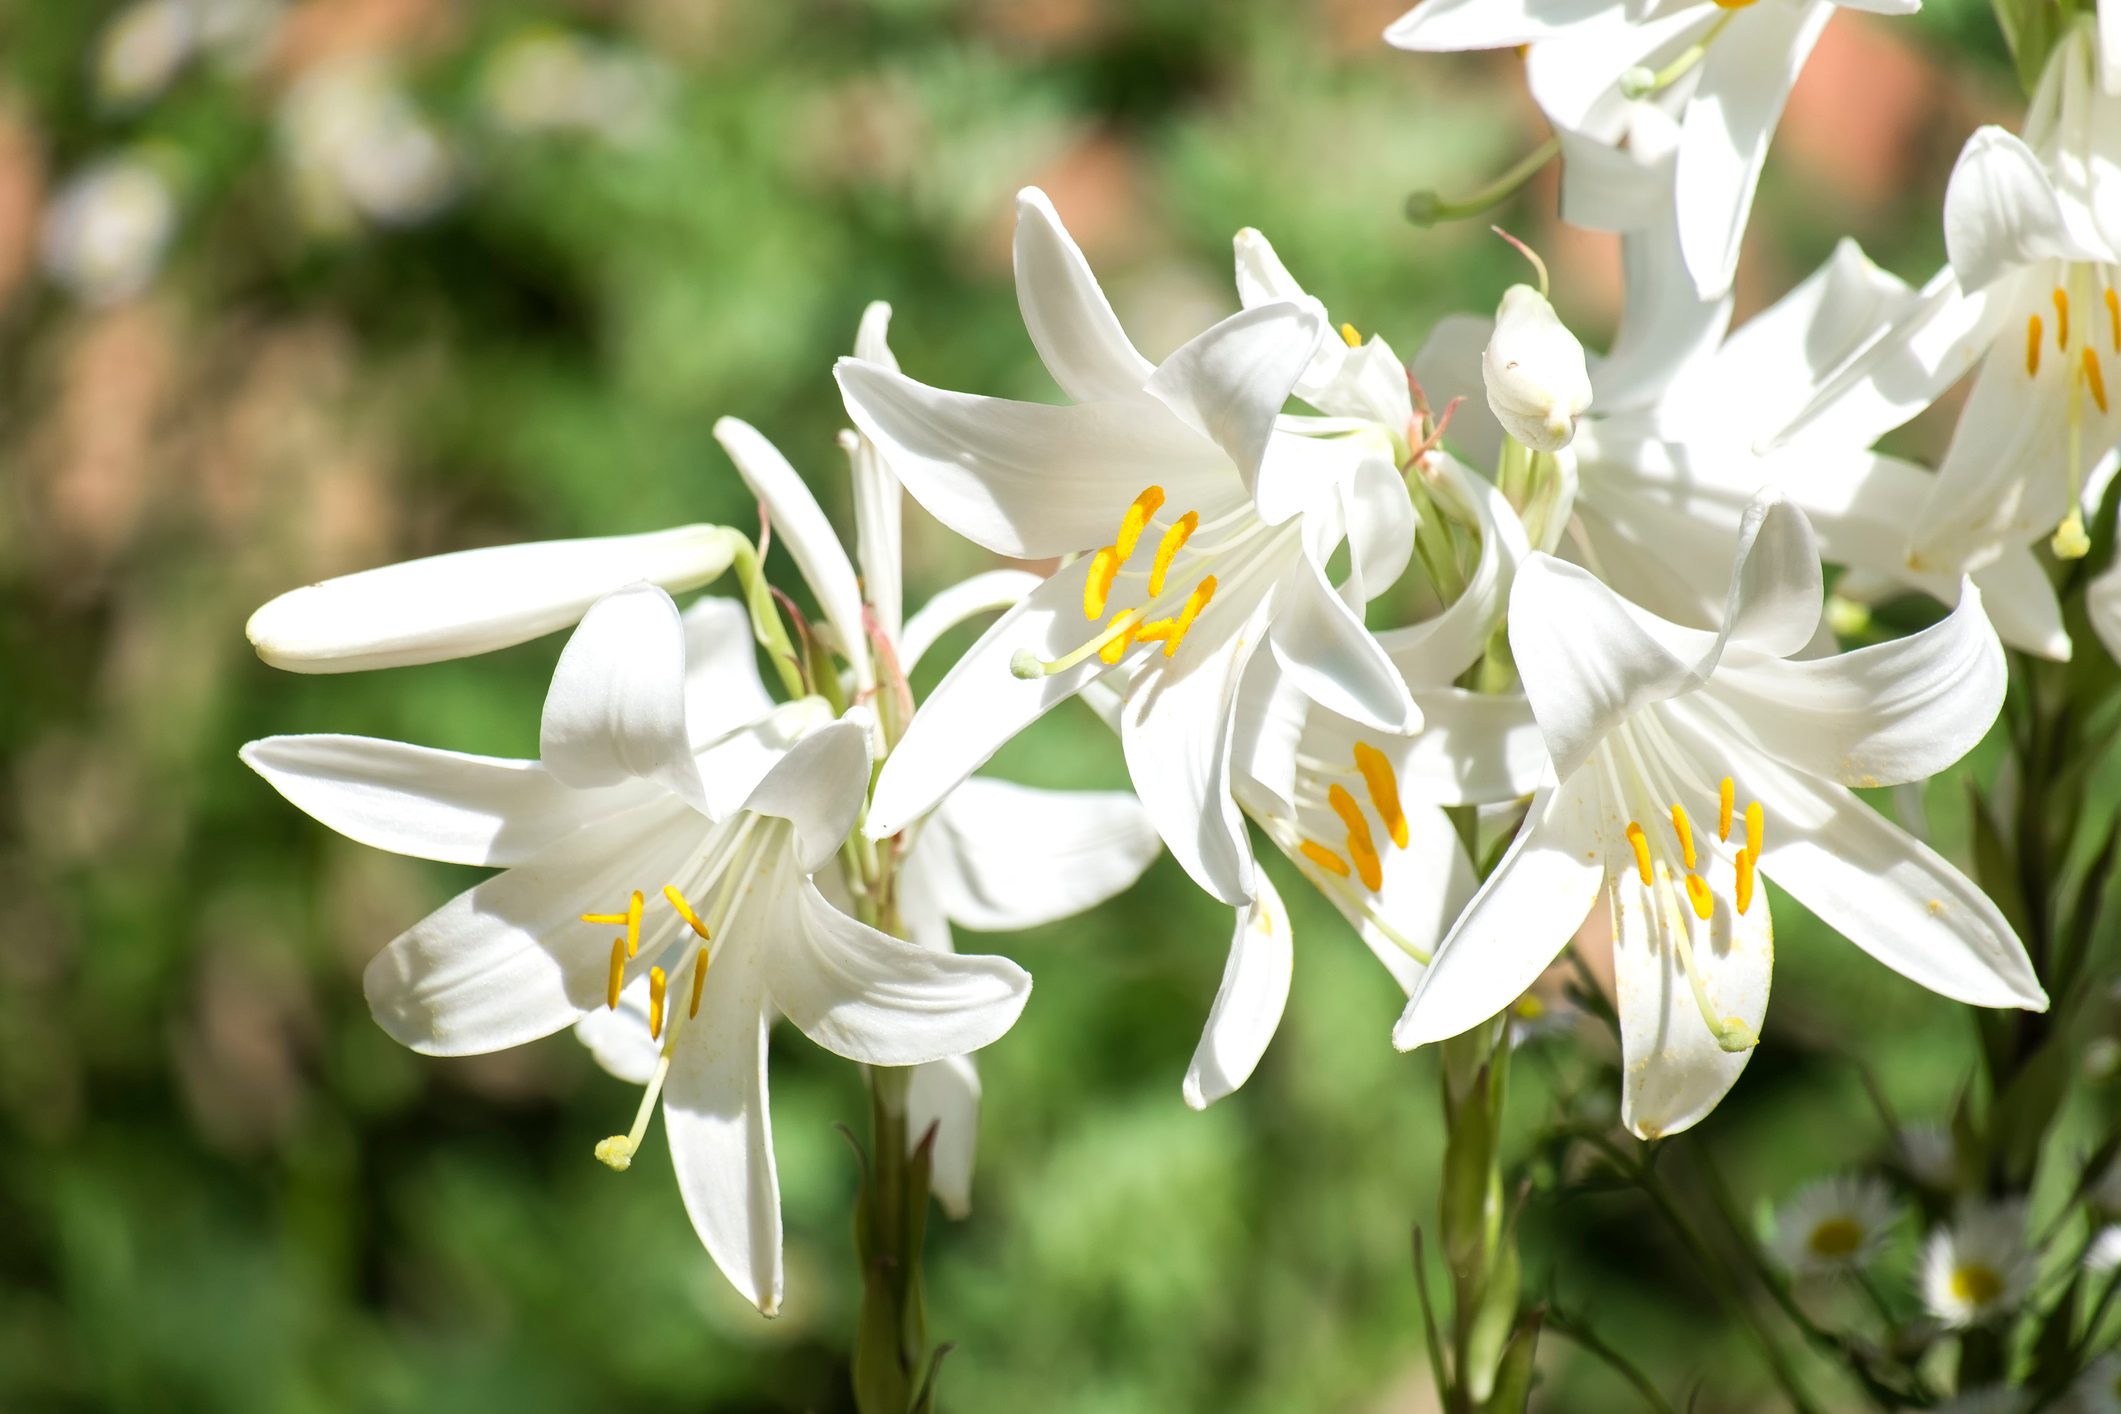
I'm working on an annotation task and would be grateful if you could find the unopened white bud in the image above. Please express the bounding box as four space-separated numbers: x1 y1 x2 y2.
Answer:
1482 284 1593 453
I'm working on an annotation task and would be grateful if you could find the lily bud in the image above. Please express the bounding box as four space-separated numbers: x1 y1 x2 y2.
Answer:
1482 284 1592 453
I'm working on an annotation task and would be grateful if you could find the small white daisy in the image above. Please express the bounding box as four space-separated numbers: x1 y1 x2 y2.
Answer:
1505 987 1575 1048
1896 1123 1959 1192
1770 1176 1899 1276
2087 1226 2121 1276
1921 1204 2034 1329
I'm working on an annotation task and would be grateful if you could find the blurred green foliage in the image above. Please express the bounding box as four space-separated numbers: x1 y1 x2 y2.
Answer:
0 0 2103 1410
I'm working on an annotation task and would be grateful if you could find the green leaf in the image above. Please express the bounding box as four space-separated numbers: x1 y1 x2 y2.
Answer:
1465 1232 1523 1403
1481 1310 1543 1414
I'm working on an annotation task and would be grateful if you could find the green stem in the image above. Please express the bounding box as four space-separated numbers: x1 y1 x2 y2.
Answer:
729 535 808 701
1406 138 1562 227
1543 1308 1677 1414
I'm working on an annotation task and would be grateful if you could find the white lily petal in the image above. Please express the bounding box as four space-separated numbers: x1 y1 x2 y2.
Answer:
851 301 906 643
1971 545 2071 663
868 557 1118 839
715 417 874 693
2102 0 2120 96
1144 301 1324 515
1675 0 1832 298
920 777 1160 932
899 569 1041 675
2093 558 2121 665
1268 551 1422 734
906 1054 981 1220
834 360 1236 559
572 976 660 1086
1714 490 1825 659
1343 451 1418 600
1394 772 1607 1049
1595 150 1735 414
1943 127 2081 293
363 797 699 1055
682 596 774 745
1385 0 1609 50
241 735 649 868
738 718 869 873
766 875 1031 1065
1294 801 1477 995
1381 455 1529 687
1410 315 1504 471
246 525 737 673
1396 690 1549 805
540 585 711 814
664 944 783 1316
1703 582 2005 787
1013 187 1155 403
1610 857 1773 1141
1527 4 1698 134
1182 870 1293 1110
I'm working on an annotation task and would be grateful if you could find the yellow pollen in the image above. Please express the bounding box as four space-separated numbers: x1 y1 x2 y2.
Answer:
2028 314 2044 377
688 946 709 1018
1084 546 1120 620
1348 837 1383 891
648 966 668 1041
2086 347 2110 414
1148 511 1198 597
2054 287 2071 350
1807 1217 1866 1259
1299 839 1351 877
2108 287 2120 350
1736 848 1756 915
1685 873 1713 921
1352 741 1409 848
606 937 626 1010
1718 777 1734 842
1951 1264 2005 1307
581 890 646 958
1625 822 1653 886
664 885 712 941
1712 0 1759 8
1135 576 1217 658
1114 486 1165 563
1670 804 1697 872
1099 625 1135 664
1745 801 1764 859
594 1136 634 1171
1327 784 1384 890
1339 321 1361 348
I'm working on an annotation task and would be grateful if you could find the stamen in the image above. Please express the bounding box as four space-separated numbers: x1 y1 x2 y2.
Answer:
1158 575 1216 658
581 890 645 957
594 1051 674 1173
1339 322 1362 348
1718 777 1734 842
2107 287 2119 351
665 885 712 941
606 937 625 1010
1327 784 1383 891
648 966 668 1041
1352 741 1409 848
2054 287 2071 350
1114 486 1166 563
1347 837 1383 892
1625 822 1653 886
1736 848 1756 915
2086 347 2110 414
1098 624 1135 664
1012 607 1146 678
1685 873 1713 921
688 946 710 1018
1299 839 1352 877
1745 801 1764 859
1653 872 1759 1053
1712 0 1759 8
1083 546 1120 620
2028 314 2044 377
1670 804 1697 872
1147 512 1198 597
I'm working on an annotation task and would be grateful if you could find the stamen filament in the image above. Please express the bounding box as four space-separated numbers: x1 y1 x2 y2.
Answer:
1652 870 1759 1054
2028 314 2044 377
1671 804 1698 872
1148 512 1198 597
665 885 712 941
582 890 645 957
1625 822 1653 886
1352 742 1409 848
648 966 668 1040
1099 625 1136 664
688 946 710 1018
1084 546 1120 620
1013 607 1146 678
607 937 625 1010
594 1051 673 1173
1718 777 1734 842
1300 839 1351 877
1745 801 1764 859
1114 487 1165 563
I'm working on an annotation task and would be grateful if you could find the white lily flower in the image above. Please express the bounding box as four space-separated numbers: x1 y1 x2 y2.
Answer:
1484 283 1594 452
1395 491 2046 1139
717 311 1160 1215
1921 1203 2035 1328
1185 453 1546 1108
1386 0 1910 298
1413 119 2072 660
838 189 1420 907
243 587 1033 1313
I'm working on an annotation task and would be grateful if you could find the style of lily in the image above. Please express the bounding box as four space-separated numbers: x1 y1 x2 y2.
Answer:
838 188 1421 908
1386 0 1916 298
704 312 1160 1216
1410 106 2071 661
244 585 1032 1313
1395 491 2047 1139
1184 449 1548 1108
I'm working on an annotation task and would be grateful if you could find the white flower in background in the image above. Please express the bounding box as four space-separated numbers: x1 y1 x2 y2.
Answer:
1921 1203 2035 1328
244 587 1032 1313
481 31 672 146
1395 492 2046 1139
1386 0 1916 298
839 188 1421 908
41 155 178 307
1896 1122 1960 1191
280 58 459 230
1484 282 1593 452
706 307 1160 1215
2086 1225 2121 1274
94 0 280 107
2071 1358 2121 1414
1769 1175 1898 1276
1184 449 1545 1107
1413 105 2072 661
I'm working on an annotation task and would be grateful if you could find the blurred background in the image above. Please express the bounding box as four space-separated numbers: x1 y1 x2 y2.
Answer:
0 0 2076 1409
